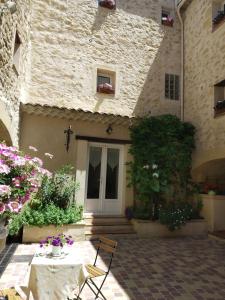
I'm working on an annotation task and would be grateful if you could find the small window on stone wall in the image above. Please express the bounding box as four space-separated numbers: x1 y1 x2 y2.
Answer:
97 69 115 95
212 1 225 31
13 31 21 75
214 80 225 116
165 74 179 100
161 8 174 27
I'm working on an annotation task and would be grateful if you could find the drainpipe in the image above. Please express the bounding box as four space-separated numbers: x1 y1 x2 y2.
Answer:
176 0 187 121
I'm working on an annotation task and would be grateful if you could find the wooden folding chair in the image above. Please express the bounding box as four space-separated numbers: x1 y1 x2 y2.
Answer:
0 287 25 300
75 236 117 300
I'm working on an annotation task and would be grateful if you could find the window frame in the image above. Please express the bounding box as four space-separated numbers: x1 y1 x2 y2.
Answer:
165 73 180 101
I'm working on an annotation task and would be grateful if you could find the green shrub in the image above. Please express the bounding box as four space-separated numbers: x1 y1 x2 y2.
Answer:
128 115 196 215
35 165 79 209
159 201 193 231
8 203 83 236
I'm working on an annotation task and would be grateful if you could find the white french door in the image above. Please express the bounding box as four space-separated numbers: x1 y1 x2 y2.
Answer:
85 143 123 215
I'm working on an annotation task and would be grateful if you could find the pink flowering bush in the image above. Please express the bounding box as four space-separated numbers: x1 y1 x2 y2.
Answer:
0 143 51 221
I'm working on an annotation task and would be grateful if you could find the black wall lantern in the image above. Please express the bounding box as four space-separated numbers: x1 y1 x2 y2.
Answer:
106 124 113 135
64 125 73 152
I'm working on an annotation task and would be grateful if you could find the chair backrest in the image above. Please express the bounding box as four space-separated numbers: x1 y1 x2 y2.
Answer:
94 236 117 272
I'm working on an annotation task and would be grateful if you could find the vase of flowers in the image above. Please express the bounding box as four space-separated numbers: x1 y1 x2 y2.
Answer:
40 234 74 257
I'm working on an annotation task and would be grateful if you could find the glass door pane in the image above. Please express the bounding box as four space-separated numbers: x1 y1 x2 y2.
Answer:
87 147 102 199
105 148 119 199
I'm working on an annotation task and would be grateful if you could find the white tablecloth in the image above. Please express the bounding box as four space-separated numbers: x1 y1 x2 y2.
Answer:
27 247 88 300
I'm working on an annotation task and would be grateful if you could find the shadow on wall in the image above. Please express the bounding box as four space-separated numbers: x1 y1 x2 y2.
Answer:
117 0 160 20
192 158 225 183
92 5 116 33
133 34 167 117
0 119 12 146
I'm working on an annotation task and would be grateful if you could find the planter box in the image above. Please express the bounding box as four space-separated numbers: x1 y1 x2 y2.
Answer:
23 221 85 243
99 0 116 10
132 219 207 238
0 226 8 253
162 20 174 27
97 85 115 94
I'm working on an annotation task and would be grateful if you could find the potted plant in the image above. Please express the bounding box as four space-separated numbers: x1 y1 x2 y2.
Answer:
0 143 51 250
40 234 74 257
99 0 116 10
97 83 115 94
162 16 174 27
203 182 219 195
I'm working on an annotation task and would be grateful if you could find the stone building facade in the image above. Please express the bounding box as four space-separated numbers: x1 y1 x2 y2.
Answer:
27 0 181 117
180 0 225 184
1 0 181 215
0 0 30 146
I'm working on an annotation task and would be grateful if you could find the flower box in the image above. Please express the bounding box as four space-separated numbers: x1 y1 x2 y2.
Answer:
214 100 225 116
99 0 116 10
97 83 115 94
22 222 85 243
132 219 207 238
162 17 174 27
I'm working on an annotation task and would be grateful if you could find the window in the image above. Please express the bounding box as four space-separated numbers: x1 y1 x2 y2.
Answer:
214 79 225 116
97 75 111 86
212 1 225 30
161 8 174 27
165 74 179 100
13 31 21 75
96 69 116 95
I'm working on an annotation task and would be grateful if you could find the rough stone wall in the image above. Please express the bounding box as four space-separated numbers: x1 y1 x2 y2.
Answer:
182 0 225 171
0 0 31 145
27 0 181 117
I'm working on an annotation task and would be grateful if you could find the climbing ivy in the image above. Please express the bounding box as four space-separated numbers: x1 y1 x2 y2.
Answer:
128 114 196 219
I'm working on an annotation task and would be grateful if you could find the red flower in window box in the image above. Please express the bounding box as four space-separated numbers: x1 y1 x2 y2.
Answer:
99 0 116 10
97 83 115 94
162 16 174 27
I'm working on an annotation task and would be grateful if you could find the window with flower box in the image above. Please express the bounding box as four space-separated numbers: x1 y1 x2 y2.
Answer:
214 80 225 117
161 9 174 27
96 69 115 95
212 1 225 31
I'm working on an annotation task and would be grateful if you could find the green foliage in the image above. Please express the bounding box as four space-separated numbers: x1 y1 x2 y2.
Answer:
128 115 196 216
8 203 83 236
159 201 193 231
35 165 79 209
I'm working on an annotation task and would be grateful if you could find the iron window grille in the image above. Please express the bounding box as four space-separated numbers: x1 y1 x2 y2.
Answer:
165 74 179 100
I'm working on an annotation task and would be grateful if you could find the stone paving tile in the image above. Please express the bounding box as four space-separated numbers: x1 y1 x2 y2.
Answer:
1 238 225 299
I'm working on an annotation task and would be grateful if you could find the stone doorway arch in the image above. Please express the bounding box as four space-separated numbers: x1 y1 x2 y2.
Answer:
0 119 12 146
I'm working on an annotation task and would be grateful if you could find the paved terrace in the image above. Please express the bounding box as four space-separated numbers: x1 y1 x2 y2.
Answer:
0 238 225 300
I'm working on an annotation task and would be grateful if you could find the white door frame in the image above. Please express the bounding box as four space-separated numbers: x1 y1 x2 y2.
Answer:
85 142 124 215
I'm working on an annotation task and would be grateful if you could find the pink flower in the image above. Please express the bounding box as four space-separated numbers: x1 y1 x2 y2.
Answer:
39 168 52 177
29 146 38 152
12 157 26 167
32 157 43 167
0 203 5 214
45 153 54 159
0 163 10 174
12 177 21 188
0 185 11 197
7 201 22 213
